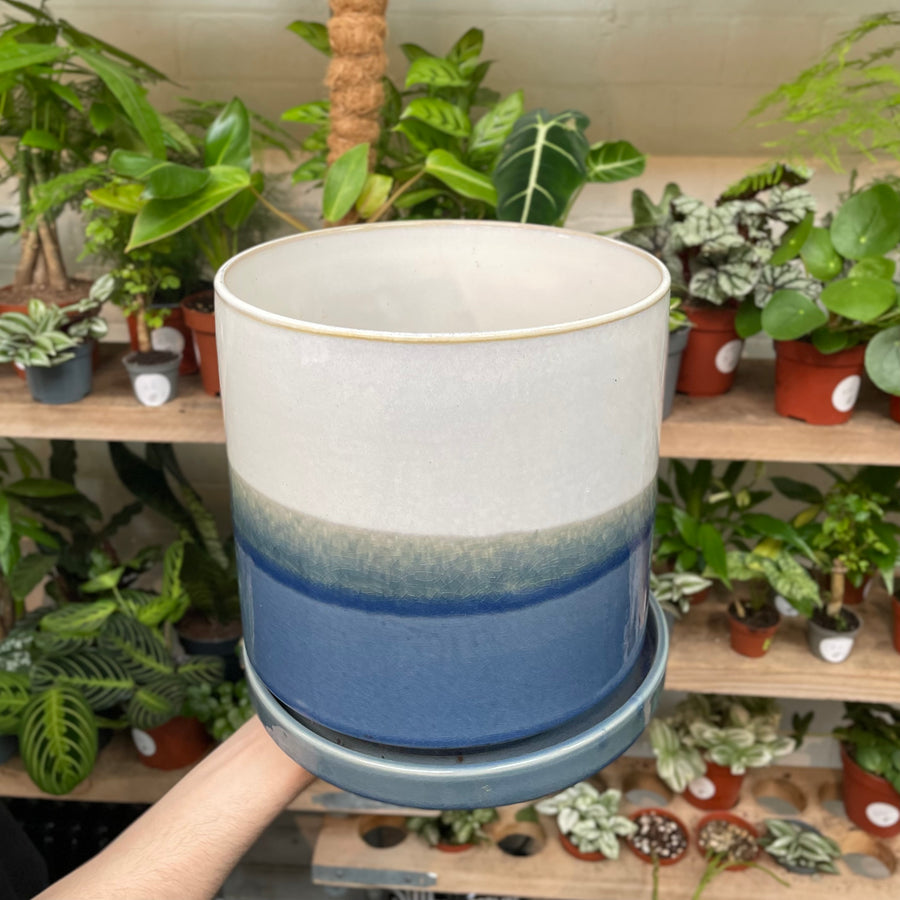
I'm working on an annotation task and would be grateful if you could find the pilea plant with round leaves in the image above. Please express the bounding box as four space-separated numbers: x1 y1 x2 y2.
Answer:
406 808 498 847
535 783 636 858
650 695 796 794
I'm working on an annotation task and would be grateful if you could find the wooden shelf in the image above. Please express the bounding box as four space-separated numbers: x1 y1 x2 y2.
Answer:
312 757 900 899
0 344 225 443
665 587 900 703
659 360 900 465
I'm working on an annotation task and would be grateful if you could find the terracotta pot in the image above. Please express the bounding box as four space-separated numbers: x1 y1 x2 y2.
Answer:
774 340 865 425
559 832 605 862
685 761 744 811
893 596 900 655
840 745 900 838
126 306 198 376
182 290 218 395
676 305 743 397
627 808 689 866
435 841 473 853
890 394 900 424
728 606 780 658
689 585 711 606
132 716 211 770
695 812 759 871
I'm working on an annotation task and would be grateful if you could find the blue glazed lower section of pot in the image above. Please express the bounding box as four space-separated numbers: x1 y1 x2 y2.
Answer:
233 474 654 750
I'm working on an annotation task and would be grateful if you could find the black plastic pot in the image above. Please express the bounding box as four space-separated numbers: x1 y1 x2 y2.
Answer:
122 350 180 406
25 341 93 404
178 629 243 682
663 327 689 419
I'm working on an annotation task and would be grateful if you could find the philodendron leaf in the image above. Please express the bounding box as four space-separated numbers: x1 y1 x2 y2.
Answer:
424 150 497 206
204 97 252 171
820 277 897 323
355 173 393 219
87 182 144 215
144 163 211 200
830 184 900 260
322 143 369 223
761 289 828 340
401 98 471 138
287 20 331 56
770 211 814 265
801 227 843 281
493 109 589 225
585 140 646 184
865 325 900 394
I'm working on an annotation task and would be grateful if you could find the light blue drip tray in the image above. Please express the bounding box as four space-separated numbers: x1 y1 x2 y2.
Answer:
247 594 669 809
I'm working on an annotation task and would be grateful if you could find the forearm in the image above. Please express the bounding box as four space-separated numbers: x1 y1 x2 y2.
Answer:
35 717 313 900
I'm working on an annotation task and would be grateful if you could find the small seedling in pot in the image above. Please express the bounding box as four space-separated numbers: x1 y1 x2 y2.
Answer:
760 819 841 874
628 809 689 863
697 817 758 865
406 808 498 848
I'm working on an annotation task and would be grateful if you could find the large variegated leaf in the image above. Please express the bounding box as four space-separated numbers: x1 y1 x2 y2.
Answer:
18 686 98 795
127 674 184 731
404 56 467 89
401 98 471 138
31 652 134 712
0 671 31 733
40 600 117 636
766 186 816 225
493 109 589 225
99 614 173 681
177 655 225 688
468 91 524 165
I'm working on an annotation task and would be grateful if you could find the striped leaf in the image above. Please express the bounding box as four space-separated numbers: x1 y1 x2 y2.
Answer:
585 140 646 184
18 686 98 795
31 653 134 712
401 99 471 138
468 91 524 164
177 655 225 688
99 614 173 681
116 589 180 628
0 672 31 734
40 600 117 636
493 109 590 225
424 150 497 206
404 57 467 89
32 630 95 658
127 675 185 731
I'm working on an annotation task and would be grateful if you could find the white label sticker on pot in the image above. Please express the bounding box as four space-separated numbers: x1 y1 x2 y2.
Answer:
151 326 185 356
131 728 156 757
831 375 861 413
774 594 799 618
192 333 201 366
687 776 716 800
865 802 900 829
134 373 172 407
818 636 854 663
714 340 743 374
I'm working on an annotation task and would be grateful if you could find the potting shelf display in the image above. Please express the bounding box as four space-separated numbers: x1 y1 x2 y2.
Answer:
215 221 671 807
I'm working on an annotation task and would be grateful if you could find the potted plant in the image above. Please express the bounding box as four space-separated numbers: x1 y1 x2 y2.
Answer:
406 808 498 852
695 812 760 871
649 694 796 810
833 702 900 838
0 3 170 315
287 24 646 227
0 296 106 404
626 808 689 866
664 297 691 419
866 325 900 423
650 570 712 623
183 678 253 744
737 182 900 424
535 782 636 862
759 819 841 874
620 168 815 396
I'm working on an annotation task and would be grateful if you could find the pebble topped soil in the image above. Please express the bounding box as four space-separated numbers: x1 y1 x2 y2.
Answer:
629 811 688 860
698 819 758 863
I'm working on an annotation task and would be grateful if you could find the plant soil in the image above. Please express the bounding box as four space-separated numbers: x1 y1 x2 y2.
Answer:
177 610 242 642
0 279 92 310
629 811 688 861
184 292 214 314
126 350 180 366
729 601 779 629
698 819 757 863
811 607 860 633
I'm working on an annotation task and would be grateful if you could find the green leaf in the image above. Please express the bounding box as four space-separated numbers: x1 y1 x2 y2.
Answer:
89 101 115 135
447 28 483 65
204 97 252 171
0 42 65 75
41 600 117 636
31 653 134 712
735 299 763 338
127 674 184 731
849 256 896 281
424 150 497 206
322 143 369 223
128 166 251 251
281 100 330 124
405 56 467 89
144 164 211 200
287 20 331 56
801 227 843 280
585 140 646 183
811 327 851 354
4 478 78 499
20 128 62 151
771 211 814 265
76 48 165 159
18 686 98 795
468 91 524 164
177 655 225 688
402 98 471 138
392 188 442 210
87 182 144 215
830 184 900 260
8 552 56 602
493 109 590 225
392 118 456 155
762 289 828 340
79 568 125 594
109 149 168 180
820 277 897 322
355 173 393 219
698 523 729 582
865 325 900 395
99 614 173 682
771 476 822 505
400 43 431 63
0 672 31 734
291 157 327 183
46 79 82 111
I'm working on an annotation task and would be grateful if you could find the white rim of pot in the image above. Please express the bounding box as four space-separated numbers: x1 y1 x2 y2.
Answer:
214 221 671 344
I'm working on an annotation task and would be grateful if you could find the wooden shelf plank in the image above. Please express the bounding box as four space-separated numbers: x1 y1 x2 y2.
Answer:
659 359 900 465
0 344 225 444
292 779 436 817
313 757 900 900
666 587 900 703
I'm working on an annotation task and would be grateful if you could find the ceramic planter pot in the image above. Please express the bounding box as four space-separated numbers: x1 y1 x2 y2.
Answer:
663 326 689 418
728 604 780 657
695 812 760 871
893 596 900 654
627 808 689 865
774 340 865 425
182 289 219 395
25 341 93 404
559 833 605 862
890 394 900 424
127 306 198 376
122 350 180 406
216 222 671 807
131 716 211 770
685 761 744 811
806 609 861 664
841 745 900 837
676 305 742 396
